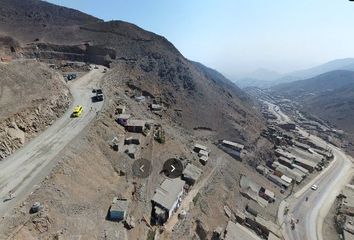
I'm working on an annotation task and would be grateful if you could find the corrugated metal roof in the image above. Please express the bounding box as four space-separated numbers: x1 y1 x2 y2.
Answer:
222 140 244 150
152 178 185 210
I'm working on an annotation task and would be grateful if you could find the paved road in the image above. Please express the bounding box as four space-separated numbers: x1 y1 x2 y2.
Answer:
273 106 354 240
0 66 105 217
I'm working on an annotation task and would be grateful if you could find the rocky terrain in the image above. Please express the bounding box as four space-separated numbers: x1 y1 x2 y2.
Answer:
0 61 70 160
272 70 354 153
0 1 279 240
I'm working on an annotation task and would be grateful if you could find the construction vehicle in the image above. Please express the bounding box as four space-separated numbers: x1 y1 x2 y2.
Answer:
72 105 83 117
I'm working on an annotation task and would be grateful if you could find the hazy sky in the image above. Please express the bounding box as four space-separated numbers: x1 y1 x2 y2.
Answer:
47 0 354 77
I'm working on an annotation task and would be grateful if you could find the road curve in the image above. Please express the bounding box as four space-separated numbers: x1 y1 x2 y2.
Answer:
0 66 105 218
275 109 354 240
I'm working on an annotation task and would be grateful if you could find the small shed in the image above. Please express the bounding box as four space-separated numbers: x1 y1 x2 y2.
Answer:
151 104 163 111
200 155 208 165
198 150 209 157
117 105 126 114
109 198 129 221
194 143 208 153
182 164 203 185
117 114 131 126
125 120 146 133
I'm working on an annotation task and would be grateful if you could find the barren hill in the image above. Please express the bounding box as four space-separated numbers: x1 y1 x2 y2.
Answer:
273 70 354 141
0 0 263 143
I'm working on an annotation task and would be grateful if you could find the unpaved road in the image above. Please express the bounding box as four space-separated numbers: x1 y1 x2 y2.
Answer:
0 66 105 217
265 101 291 123
274 106 354 240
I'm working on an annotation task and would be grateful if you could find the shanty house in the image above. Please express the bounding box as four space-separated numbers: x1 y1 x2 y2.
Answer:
182 164 202 185
194 143 208 153
117 105 126 114
151 178 185 225
117 114 131 126
125 119 146 133
108 198 129 221
219 140 244 159
150 104 163 111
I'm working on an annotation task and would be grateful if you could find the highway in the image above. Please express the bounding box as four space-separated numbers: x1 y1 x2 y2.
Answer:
270 103 354 240
0 66 105 218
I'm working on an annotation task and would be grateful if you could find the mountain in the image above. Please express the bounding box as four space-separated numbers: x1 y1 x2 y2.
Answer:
286 58 354 80
0 0 263 141
235 58 354 89
232 68 283 88
273 70 354 95
273 70 354 134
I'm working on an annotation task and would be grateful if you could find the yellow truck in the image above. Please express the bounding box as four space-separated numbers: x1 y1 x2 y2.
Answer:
72 105 83 117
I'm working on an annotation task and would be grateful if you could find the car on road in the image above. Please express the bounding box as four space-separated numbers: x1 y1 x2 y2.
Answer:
311 184 318 191
72 105 83 117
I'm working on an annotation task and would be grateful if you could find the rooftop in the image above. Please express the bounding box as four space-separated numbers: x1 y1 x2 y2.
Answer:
194 143 208 151
152 178 185 210
126 119 146 127
224 221 261 240
111 198 129 212
117 114 131 119
183 164 202 182
222 140 244 150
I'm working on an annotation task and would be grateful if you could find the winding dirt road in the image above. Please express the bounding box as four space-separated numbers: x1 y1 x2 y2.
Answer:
0 66 105 217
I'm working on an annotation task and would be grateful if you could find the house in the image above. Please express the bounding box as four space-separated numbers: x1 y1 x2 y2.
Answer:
125 120 146 133
254 216 282 238
256 165 270 175
134 96 146 102
293 157 317 172
223 221 262 240
150 104 163 112
278 156 293 169
108 198 129 221
221 140 244 151
268 174 290 189
275 148 295 160
124 136 141 145
219 140 244 159
198 150 209 158
281 175 293 184
182 164 202 185
292 163 310 175
116 105 126 114
151 178 185 225
193 143 208 153
274 163 305 183
199 155 208 165
117 114 131 126
259 187 275 203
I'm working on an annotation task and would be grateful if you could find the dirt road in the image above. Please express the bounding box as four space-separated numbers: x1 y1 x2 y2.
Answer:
0 66 105 217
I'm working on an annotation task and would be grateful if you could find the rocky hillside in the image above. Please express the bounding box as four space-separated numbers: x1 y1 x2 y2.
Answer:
0 0 264 143
273 70 354 139
0 61 70 160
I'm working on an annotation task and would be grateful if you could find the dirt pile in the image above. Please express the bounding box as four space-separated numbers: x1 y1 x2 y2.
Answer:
0 61 70 160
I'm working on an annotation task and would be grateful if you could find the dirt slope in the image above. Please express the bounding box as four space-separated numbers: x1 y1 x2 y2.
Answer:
0 61 70 160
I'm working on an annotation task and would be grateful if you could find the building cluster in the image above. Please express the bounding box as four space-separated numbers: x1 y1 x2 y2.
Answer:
335 184 354 240
258 122 333 190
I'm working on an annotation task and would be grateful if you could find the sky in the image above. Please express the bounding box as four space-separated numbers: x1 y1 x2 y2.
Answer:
47 0 354 78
